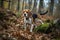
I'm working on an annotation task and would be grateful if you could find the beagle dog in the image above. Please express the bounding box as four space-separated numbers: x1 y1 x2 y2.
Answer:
22 9 34 32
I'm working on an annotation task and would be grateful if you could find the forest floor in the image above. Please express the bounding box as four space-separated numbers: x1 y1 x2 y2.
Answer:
0 8 60 40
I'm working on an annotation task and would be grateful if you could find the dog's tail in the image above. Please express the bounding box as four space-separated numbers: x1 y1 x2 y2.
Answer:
40 10 48 15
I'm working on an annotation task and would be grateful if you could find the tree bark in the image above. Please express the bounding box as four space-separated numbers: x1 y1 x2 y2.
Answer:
48 0 54 16
36 0 40 13
20 0 23 12
11 0 18 13
53 0 60 19
31 0 34 11
38 0 43 13
0 0 4 7
40 0 43 7
32 0 37 13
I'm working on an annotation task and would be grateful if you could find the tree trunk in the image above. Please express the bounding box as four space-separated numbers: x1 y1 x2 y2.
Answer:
0 0 4 7
3 0 9 9
11 0 18 13
32 0 37 13
28 0 32 10
31 0 34 11
17 0 20 16
53 0 60 19
40 0 43 7
8 0 12 9
48 0 54 16
17 0 21 12
38 0 43 14
20 0 23 12
36 0 40 13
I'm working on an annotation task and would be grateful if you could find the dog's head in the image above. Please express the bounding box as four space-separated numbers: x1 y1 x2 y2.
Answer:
22 9 32 17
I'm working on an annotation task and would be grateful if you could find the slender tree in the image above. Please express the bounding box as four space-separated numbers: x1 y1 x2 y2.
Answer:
38 0 43 13
8 0 12 9
22 0 24 10
3 0 9 9
20 0 23 12
31 0 34 11
32 0 37 13
48 0 54 16
25 0 28 9
36 0 40 13
40 0 43 7
28 0 32 9
53 0 60 19
18 0 20 11
38 0 40 13
0 0 4 7
11 0 18 13
17 0 20 16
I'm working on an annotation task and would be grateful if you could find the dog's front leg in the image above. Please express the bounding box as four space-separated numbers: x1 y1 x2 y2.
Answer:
24 17 27 31
24 22 26 31
30 24 34 32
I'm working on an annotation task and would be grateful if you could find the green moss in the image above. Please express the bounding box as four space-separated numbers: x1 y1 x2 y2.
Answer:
34 23 50 32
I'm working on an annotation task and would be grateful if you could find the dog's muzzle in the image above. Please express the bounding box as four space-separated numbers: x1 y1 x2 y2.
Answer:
24 14 26 17
23 12 28 17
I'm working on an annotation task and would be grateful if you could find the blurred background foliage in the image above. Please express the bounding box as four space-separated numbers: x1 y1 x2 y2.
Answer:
0 0 60 19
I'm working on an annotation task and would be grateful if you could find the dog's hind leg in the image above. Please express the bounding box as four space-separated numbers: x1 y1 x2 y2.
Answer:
24 23 27 31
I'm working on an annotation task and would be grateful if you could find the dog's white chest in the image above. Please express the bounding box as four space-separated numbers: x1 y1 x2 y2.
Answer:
24 17 32 24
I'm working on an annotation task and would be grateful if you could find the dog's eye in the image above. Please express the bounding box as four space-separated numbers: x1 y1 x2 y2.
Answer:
26 12 28 13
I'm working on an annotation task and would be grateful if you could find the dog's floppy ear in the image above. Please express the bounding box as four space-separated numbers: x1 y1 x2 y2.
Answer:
28 11 32 17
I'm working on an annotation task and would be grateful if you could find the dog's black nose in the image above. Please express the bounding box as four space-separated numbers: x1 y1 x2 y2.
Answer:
24 14 26 16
